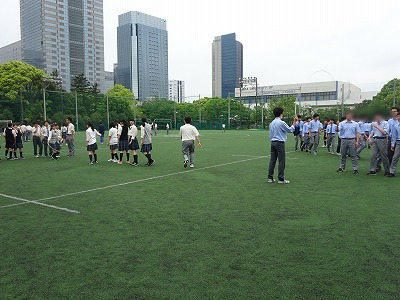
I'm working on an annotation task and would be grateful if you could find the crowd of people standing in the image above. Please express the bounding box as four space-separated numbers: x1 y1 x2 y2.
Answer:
268 106 400 184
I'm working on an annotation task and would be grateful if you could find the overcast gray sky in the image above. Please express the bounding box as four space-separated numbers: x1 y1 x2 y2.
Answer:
1 0 399 97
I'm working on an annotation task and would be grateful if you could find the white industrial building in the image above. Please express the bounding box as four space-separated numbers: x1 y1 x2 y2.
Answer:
235 81 376 108
169 80 185 102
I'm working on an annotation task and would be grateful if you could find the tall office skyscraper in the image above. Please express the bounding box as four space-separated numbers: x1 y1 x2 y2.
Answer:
212 33 243 98
20 0 105 91
117 11 168 100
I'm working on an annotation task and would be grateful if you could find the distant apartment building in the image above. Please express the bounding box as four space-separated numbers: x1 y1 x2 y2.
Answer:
117 11 168 100
169 80 185 103
0 41 22 64
19 0 105 91
212 33 243 98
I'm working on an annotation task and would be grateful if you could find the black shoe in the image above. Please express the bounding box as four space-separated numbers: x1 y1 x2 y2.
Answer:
367 171 377 176
353 170 359 174
337 168 345 173
148 160 155 167
384 172 391 177
184 160 189 168
387 173 395 178
376 167 382 173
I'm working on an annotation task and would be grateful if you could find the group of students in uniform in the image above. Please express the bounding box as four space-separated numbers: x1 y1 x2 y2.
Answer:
268 106 400 184
1 116 203 169
87 116 202 168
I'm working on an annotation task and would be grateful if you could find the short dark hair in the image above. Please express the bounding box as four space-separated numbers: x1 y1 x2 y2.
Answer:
392 107 399 112
341 117 347 121
313 114 319 119
297 115 302 119
7 122 12 127
129 119 135 122
141 118 147 123
109 121 115 128
273 107 284 117
330 118 335 122
184 117 191 124
67 117 72 122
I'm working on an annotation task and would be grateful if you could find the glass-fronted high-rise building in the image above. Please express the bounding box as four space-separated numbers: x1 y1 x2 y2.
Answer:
20 0 105 91
212 33 243 98
117 11 168 101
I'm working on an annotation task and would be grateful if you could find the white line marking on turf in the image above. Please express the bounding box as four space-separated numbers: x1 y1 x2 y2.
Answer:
0 193 80 214
34 156 267 202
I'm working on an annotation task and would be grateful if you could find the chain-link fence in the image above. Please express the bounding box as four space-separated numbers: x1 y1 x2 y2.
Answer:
0 90 261 131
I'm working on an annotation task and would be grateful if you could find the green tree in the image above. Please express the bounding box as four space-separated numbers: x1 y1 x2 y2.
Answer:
355 78 400 119
106 84 134 98
265 96 296 124
71 74 90 94
0 60 45 99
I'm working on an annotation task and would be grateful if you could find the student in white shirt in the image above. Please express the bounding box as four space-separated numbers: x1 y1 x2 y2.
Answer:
41 121 50 158
32 122 43 158
128 119 139 166
154 123 158 136
222 123 226 133
166 123 170 135
86 122 101 165
107 122 118 163
180 117 202 168
48 123 62 160
66 117 75 157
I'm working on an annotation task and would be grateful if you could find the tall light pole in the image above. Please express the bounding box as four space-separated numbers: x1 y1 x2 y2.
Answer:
394 79 397 107
42 76 62 121
174 96 177 130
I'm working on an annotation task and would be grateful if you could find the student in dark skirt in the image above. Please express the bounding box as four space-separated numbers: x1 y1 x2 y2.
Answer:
14 124 25 159
107 122 119 163
86 122 101 165
129 119 140 166
4 122 16 160
140 118 155 166
117 120 130 165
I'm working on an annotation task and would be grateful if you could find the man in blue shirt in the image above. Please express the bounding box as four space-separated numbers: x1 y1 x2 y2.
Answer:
294 115 304 151
388 112 400 177
337 111 361 174
356 116 370 159
325 118 337 155
367 112 390 175
268 107 297 184
301 117 311 152
388 107 399 164
308 113 323 155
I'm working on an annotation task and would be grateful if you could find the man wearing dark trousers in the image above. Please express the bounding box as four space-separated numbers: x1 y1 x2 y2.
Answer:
268 107 297 185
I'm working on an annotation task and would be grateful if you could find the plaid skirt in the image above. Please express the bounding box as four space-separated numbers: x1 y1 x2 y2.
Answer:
119 140 129 152
110 144 118 150
15 142 23 149
87 143 98 151
141 143 152 153
49 143 61 151
129 138 139 150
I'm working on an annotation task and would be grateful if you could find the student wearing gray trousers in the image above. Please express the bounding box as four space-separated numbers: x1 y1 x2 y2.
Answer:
366 112 390 176
337 111 361 174
387 112 400 177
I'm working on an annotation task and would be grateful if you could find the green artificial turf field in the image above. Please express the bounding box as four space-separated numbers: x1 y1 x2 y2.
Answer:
1 130 399 299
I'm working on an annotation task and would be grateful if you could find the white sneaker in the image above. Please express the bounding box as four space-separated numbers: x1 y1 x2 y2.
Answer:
112 159 118 163
278 180 290 184
190 164 194 168
107 159 113 162
268 179 275 183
